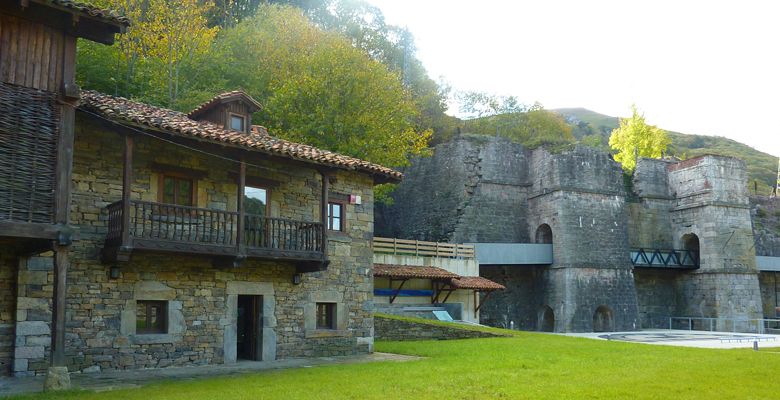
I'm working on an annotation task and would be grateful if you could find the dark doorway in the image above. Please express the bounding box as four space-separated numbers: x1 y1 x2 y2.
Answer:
237 295 263 361
538 305 555 332
535 224 553 244
593 305 614 332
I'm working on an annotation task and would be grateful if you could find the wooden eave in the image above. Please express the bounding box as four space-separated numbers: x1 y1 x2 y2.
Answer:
3 0 127 45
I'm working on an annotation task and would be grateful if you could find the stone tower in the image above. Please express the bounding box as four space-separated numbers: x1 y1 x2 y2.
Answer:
667 156 762 326
527 147 639 332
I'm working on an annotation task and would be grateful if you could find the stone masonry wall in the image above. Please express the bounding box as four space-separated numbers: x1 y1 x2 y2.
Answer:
751 196 780 257
12 113 376 376
377 134 529 243
759 272 779 318
374 315 506 341
0 247 17 376
527 147 639 331
633 269 680 328
666 156 762 321
479 266 545 330
12 255 53 377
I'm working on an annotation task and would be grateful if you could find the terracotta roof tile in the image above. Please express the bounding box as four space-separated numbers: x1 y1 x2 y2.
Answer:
44 0 130 26
187 90 263 119
78 91 402 182
449 276 505 291
373 264 460 280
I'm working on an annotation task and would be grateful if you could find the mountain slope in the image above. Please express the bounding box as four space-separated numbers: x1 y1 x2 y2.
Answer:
555 108 778 194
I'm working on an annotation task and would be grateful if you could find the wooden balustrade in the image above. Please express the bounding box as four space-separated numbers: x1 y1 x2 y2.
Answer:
373 237 475 259
104 200 324 260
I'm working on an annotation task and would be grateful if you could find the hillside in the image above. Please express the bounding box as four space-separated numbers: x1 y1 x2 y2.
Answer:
555 108 778 194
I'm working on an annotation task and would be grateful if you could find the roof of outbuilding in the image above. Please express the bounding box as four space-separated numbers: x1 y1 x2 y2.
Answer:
41 0 131 26
78 90 402 183
187 90 263 119
373 264 460 280
449 276 505 291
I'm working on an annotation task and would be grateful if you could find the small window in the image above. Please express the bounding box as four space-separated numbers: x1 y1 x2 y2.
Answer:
230 114 245 132
327 202 343 231
316 302 336 330
244 186 268 217
162 175 194 206
137 301 167 334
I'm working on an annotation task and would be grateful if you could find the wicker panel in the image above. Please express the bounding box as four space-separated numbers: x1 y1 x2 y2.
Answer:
0 81 58 223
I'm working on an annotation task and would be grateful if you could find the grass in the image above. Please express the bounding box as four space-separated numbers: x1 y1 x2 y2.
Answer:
8 328 780 400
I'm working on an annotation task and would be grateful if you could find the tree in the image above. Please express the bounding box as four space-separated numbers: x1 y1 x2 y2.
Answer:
191 5 430 167
608 105 670 171
78 0 218 107
458 92 574 151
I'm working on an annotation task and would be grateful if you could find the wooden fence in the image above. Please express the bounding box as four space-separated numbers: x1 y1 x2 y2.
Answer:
373 237 475 259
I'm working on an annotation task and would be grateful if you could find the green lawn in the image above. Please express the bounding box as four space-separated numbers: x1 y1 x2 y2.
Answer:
10 331 780 400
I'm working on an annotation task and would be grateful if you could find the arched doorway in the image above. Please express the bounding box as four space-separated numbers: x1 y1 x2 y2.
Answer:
681 233 700 266
592 305 614 332
537 305 555 332
535 224 553 244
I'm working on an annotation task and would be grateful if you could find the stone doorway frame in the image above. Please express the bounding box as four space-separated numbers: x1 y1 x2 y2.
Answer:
224 282 276 363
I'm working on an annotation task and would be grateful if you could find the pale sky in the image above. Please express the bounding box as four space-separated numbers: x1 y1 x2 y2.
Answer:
367 0 780 159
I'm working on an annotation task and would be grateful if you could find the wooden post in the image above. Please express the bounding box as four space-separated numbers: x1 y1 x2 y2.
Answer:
236 160 246 255
50 245 69 366
320 170 329 261
121 135 133 249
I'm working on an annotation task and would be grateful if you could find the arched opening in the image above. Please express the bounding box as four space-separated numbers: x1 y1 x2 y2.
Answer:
537 305 555 332
535 224 553 244
681 233 700 266
592 305 614 332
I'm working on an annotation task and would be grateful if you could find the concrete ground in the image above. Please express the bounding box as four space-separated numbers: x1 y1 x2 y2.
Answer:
565 329 780 349
0 352 420 397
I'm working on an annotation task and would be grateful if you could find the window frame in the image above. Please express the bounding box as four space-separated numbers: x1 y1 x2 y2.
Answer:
244 185 270 217
327 201 344 232
158 173 197 207
315 302 336 330
229 112 246 133
136 300 168 335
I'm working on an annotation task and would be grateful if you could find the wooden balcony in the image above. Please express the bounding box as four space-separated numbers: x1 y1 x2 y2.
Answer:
103 200 326 271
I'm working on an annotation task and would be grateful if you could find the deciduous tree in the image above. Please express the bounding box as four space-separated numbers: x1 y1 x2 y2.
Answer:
608 105 670 171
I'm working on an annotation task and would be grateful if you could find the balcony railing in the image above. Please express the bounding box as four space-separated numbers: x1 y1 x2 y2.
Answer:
105 200 323 262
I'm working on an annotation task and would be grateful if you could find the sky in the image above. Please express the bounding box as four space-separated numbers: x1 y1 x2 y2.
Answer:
366 0 780 159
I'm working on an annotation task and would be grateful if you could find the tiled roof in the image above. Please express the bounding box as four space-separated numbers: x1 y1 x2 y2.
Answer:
188 90 263 119
43 0 130 26
449 276 505 291
78 91 402 182
373 264 460 280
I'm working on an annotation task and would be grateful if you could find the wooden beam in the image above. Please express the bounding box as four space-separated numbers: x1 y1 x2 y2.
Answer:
0 222 61 240
50 244 68 366
320 170 329 263
389 278 407 304
121 135 133 248
150 162 208 180
236 159 246 257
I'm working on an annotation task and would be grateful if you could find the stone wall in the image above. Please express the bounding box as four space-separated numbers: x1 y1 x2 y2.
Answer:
0 247 17 376
11 113 377 376
377 134 529 243
759 272 779 318
528 147 639 332
751 196 780 257
666 156 762 321
12 255 53 377
374 315 506 341
633 269 680 328
478 266 545 330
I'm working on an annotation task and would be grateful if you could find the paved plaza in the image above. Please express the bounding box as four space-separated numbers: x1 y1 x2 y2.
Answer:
566 329 780 349
0 353 420 397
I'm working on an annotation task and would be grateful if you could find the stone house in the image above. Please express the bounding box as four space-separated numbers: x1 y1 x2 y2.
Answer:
1 1 401 378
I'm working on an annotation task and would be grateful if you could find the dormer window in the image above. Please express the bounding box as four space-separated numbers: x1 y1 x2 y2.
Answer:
230 114 246 132
187 90 263 134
